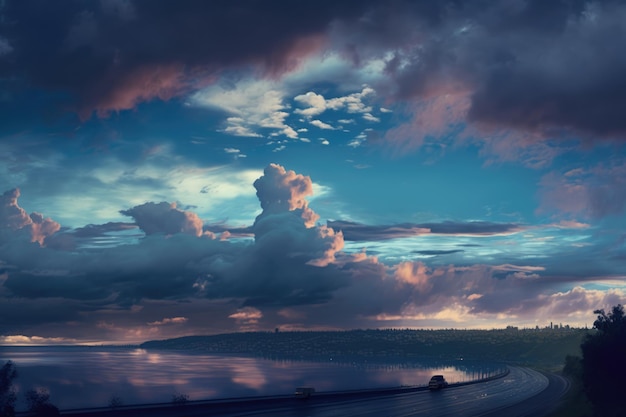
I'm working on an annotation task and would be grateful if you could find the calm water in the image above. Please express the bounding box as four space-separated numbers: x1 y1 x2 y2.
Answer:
0 346 502 410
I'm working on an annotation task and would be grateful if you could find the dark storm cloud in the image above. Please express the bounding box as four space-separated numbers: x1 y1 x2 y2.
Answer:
329 0 626 139
3 0 624 140
466 1 626 138
327 220 522 241
0 0 371 118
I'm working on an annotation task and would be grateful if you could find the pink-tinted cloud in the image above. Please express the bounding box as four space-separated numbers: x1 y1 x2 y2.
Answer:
306 225 344 267
0 189 32 230
147 316 188 326
120 201 206 237
382 91 566 169
3 1 341 118
0 188 60 246
394 261 431 292
253 163 319 227
383 90 471 154
538 162 626 218
86 65 190 119
229 307 263 331
548 220 591 229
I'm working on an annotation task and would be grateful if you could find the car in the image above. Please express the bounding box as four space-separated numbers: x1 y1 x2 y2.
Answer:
428 375 449 390
294 387 315 399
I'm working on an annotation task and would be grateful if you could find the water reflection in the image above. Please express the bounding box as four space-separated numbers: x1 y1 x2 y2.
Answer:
0 346 504 410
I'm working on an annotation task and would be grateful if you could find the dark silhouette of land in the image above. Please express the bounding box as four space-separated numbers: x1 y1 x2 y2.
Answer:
141 327 588 365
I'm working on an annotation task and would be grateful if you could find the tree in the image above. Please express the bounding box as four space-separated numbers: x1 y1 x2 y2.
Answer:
0 361 17 417
108 395 123 409
581 304 626 417
25 388 60 417
172 393 189 407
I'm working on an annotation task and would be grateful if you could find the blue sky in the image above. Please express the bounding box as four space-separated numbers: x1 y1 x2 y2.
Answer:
1 0 626 344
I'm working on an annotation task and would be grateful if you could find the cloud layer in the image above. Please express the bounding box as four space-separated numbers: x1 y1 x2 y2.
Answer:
2 1 626 344
4 0 625 143
1 163 622 343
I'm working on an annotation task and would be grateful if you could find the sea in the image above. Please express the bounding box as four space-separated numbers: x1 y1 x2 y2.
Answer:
0 346 503 411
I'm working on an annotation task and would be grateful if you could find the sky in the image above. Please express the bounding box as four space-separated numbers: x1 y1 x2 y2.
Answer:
1 0 626 345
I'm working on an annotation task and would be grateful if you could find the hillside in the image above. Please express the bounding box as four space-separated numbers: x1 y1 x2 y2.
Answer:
141 328 588 365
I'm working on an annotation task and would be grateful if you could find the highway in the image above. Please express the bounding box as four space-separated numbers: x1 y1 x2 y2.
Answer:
62 366 568 417
211 367 555 417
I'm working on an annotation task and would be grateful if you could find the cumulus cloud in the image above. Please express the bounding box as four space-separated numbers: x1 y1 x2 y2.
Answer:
294 92 327 117
0 164 622 341
293 86 378 125
362 113 380 122
253 164 319 228
394 261 431 292
310 119 335 130
0 188 60 245
326 86 375 113
120 201 206 237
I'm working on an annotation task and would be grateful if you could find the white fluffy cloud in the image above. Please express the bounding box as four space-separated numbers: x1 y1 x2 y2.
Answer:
191 79 297 139
310 119 335 130
294 92 327 117
293 86 376 119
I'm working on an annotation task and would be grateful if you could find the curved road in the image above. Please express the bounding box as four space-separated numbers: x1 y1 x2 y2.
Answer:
62 367 568 417
221 367 554 417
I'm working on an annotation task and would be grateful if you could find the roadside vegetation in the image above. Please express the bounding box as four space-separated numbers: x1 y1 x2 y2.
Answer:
548 304 626 417
0 361 60 416
1 361 17 417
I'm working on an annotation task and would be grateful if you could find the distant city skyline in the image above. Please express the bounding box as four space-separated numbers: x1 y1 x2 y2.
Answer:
1 0 625 344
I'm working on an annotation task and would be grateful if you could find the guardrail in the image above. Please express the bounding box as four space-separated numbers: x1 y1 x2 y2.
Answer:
34 367 511 417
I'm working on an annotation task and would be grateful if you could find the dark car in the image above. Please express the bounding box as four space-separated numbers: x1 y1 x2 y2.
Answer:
428 375 449 390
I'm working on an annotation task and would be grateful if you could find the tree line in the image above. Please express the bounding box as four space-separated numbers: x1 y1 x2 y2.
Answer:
561 304 626 417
